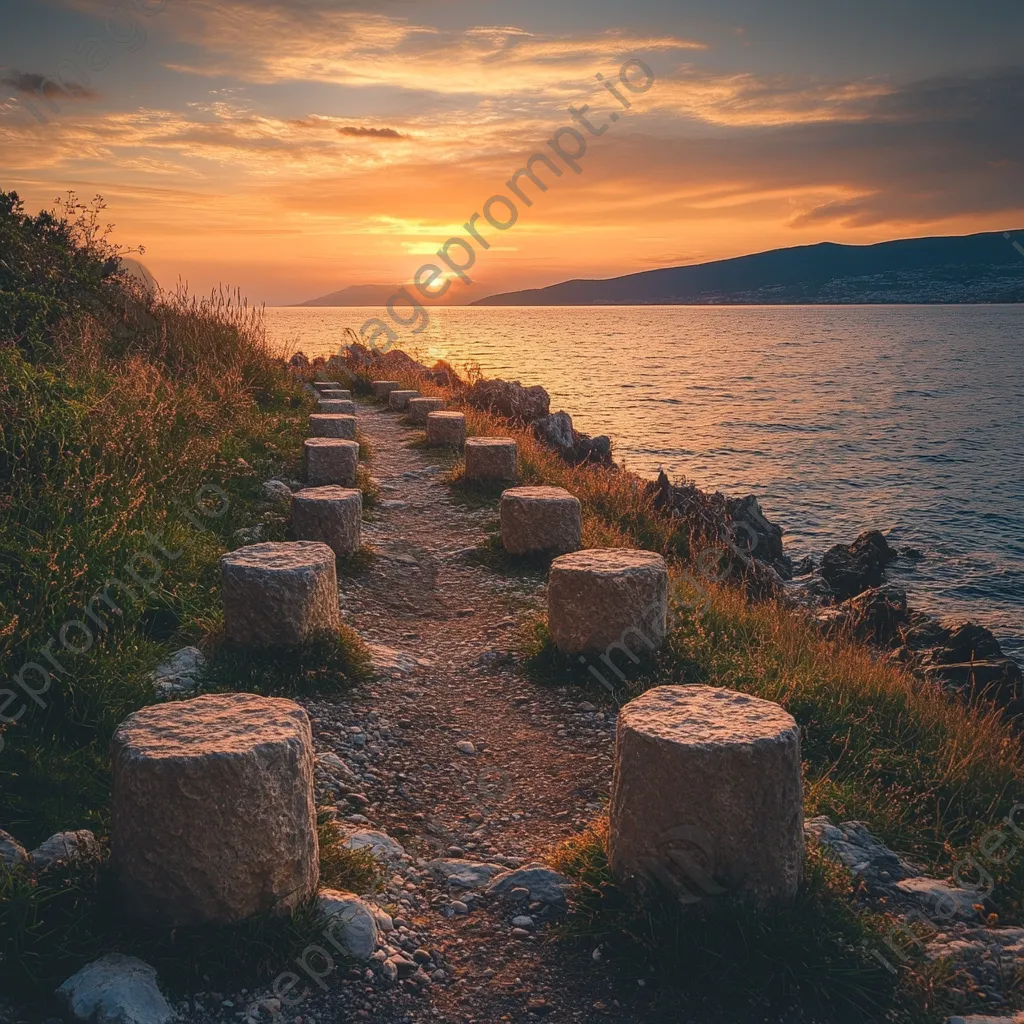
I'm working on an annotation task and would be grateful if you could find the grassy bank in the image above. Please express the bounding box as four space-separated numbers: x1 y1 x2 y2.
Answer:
0 193 367 996
343 351 1024 1021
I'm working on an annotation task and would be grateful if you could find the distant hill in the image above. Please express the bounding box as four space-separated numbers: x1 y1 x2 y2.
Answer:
297 284 403 307
473 231 1024 306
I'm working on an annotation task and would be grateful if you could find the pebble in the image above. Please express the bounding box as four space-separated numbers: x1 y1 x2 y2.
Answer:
456 741 476 755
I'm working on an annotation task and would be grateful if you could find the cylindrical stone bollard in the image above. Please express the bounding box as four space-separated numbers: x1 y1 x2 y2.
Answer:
464 437 517 484
425 411 466 447
608 685 804 908
388 390 420 411
304 437 359 486
547 548 668 655
318 399 356 415
406 397 444 425
291 486 362 556
320 389 352 400
308 413 356 440
112 693 319 926
371 380 400 401
499 486 581 555
220 541 339 646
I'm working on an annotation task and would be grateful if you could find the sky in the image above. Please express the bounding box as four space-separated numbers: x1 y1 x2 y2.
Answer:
2 0 1022 305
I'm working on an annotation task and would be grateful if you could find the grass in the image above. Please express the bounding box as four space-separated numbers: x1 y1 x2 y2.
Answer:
0 191 371 1002
342 346 1024 1022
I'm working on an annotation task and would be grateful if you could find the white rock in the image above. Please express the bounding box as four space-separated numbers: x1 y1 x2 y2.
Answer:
487 865 571 907
316 890 380 960
29 830 101 871
342 829 407 867
57 954 175 1024
151 646 206 696
896 877 983 920
0 828 29 868
427 858 506 889
262 479 293 505
456 740 476 755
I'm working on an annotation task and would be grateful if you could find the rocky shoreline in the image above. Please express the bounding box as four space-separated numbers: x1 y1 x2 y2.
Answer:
299 344 1023 723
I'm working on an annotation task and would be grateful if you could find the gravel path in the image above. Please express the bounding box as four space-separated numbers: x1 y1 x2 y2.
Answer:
268 401 675 1023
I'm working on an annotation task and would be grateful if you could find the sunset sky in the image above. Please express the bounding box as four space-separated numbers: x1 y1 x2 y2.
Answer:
2 0 1022 305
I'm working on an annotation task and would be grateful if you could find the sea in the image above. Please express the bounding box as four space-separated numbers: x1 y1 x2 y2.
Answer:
266 304 1024 659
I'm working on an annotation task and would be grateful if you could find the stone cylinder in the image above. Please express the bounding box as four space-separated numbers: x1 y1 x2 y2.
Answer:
500 486 581 555
388 390 420 411
464 437 517 484
292 486 361 556
308 414 356 440
305 438 359 486
426 411 466 447
547 548 667 655
320 389 352 400
371 380 400 400
407 397 444 425
220 541 339 646
112 693 319 926
318 399 356 415
608 685 803 908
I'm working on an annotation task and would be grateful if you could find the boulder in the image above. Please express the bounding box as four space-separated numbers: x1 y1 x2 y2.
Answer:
0 828 29 869
262 479 294 505
532 412 574 454
406 397 444 425
308 413 357 440
425 411 466 447
839 584 910 645
804 817 915 892
317 399 357 415
608 686 804 908
111 693 319 926
426 858 506 888
150 645 205 696
499 486 581 556
819 530 896 599
316 890 380 960
30 830 101 872
342 829 407 867
930 622 1005 664
291 486 362 557
304 437 359 487
924 658 1023 715
220 541 339 647
572 433 613 466
464 437 517 484
725 495 792 578
57 954 175 1024
547 548 668 657
466 378 549 423
387 390 420 411
895 877 983 921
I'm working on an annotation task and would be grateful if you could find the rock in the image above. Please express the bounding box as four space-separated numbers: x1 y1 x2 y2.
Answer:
456 740 476 755
896 877 983 920
838 585 910 645
466 378 549 423
388 390 420 411
366 643 418 676
512 915 534 928
924 658 1024 714
406 397 444 424
499 486 581 556
151 646 206 696
320 389 352 400
930 622 1005 664
425 411 466 447
313 379 341 390
426 858 506 889
316 890 380 960
29 830 101 872
0 828 29 869
342 829 407 867
572 433 613 466
57 954 175 1024
819 529 896 600
948 1016 1024 1024
804 817 915 890
288 352 310 369
308 413 357 440
547 548 668 657
304 437 359 487
487 865 571 907
111 693 319 926
262 479 294 505
532 412 574 454
371 380 400 400
725 495 792 578
463 437 517 484
220 541 339 646
608 686 804 908
291 486 362 557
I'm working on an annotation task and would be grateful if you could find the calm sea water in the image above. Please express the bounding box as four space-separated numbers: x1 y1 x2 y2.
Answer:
267 305 1024 658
